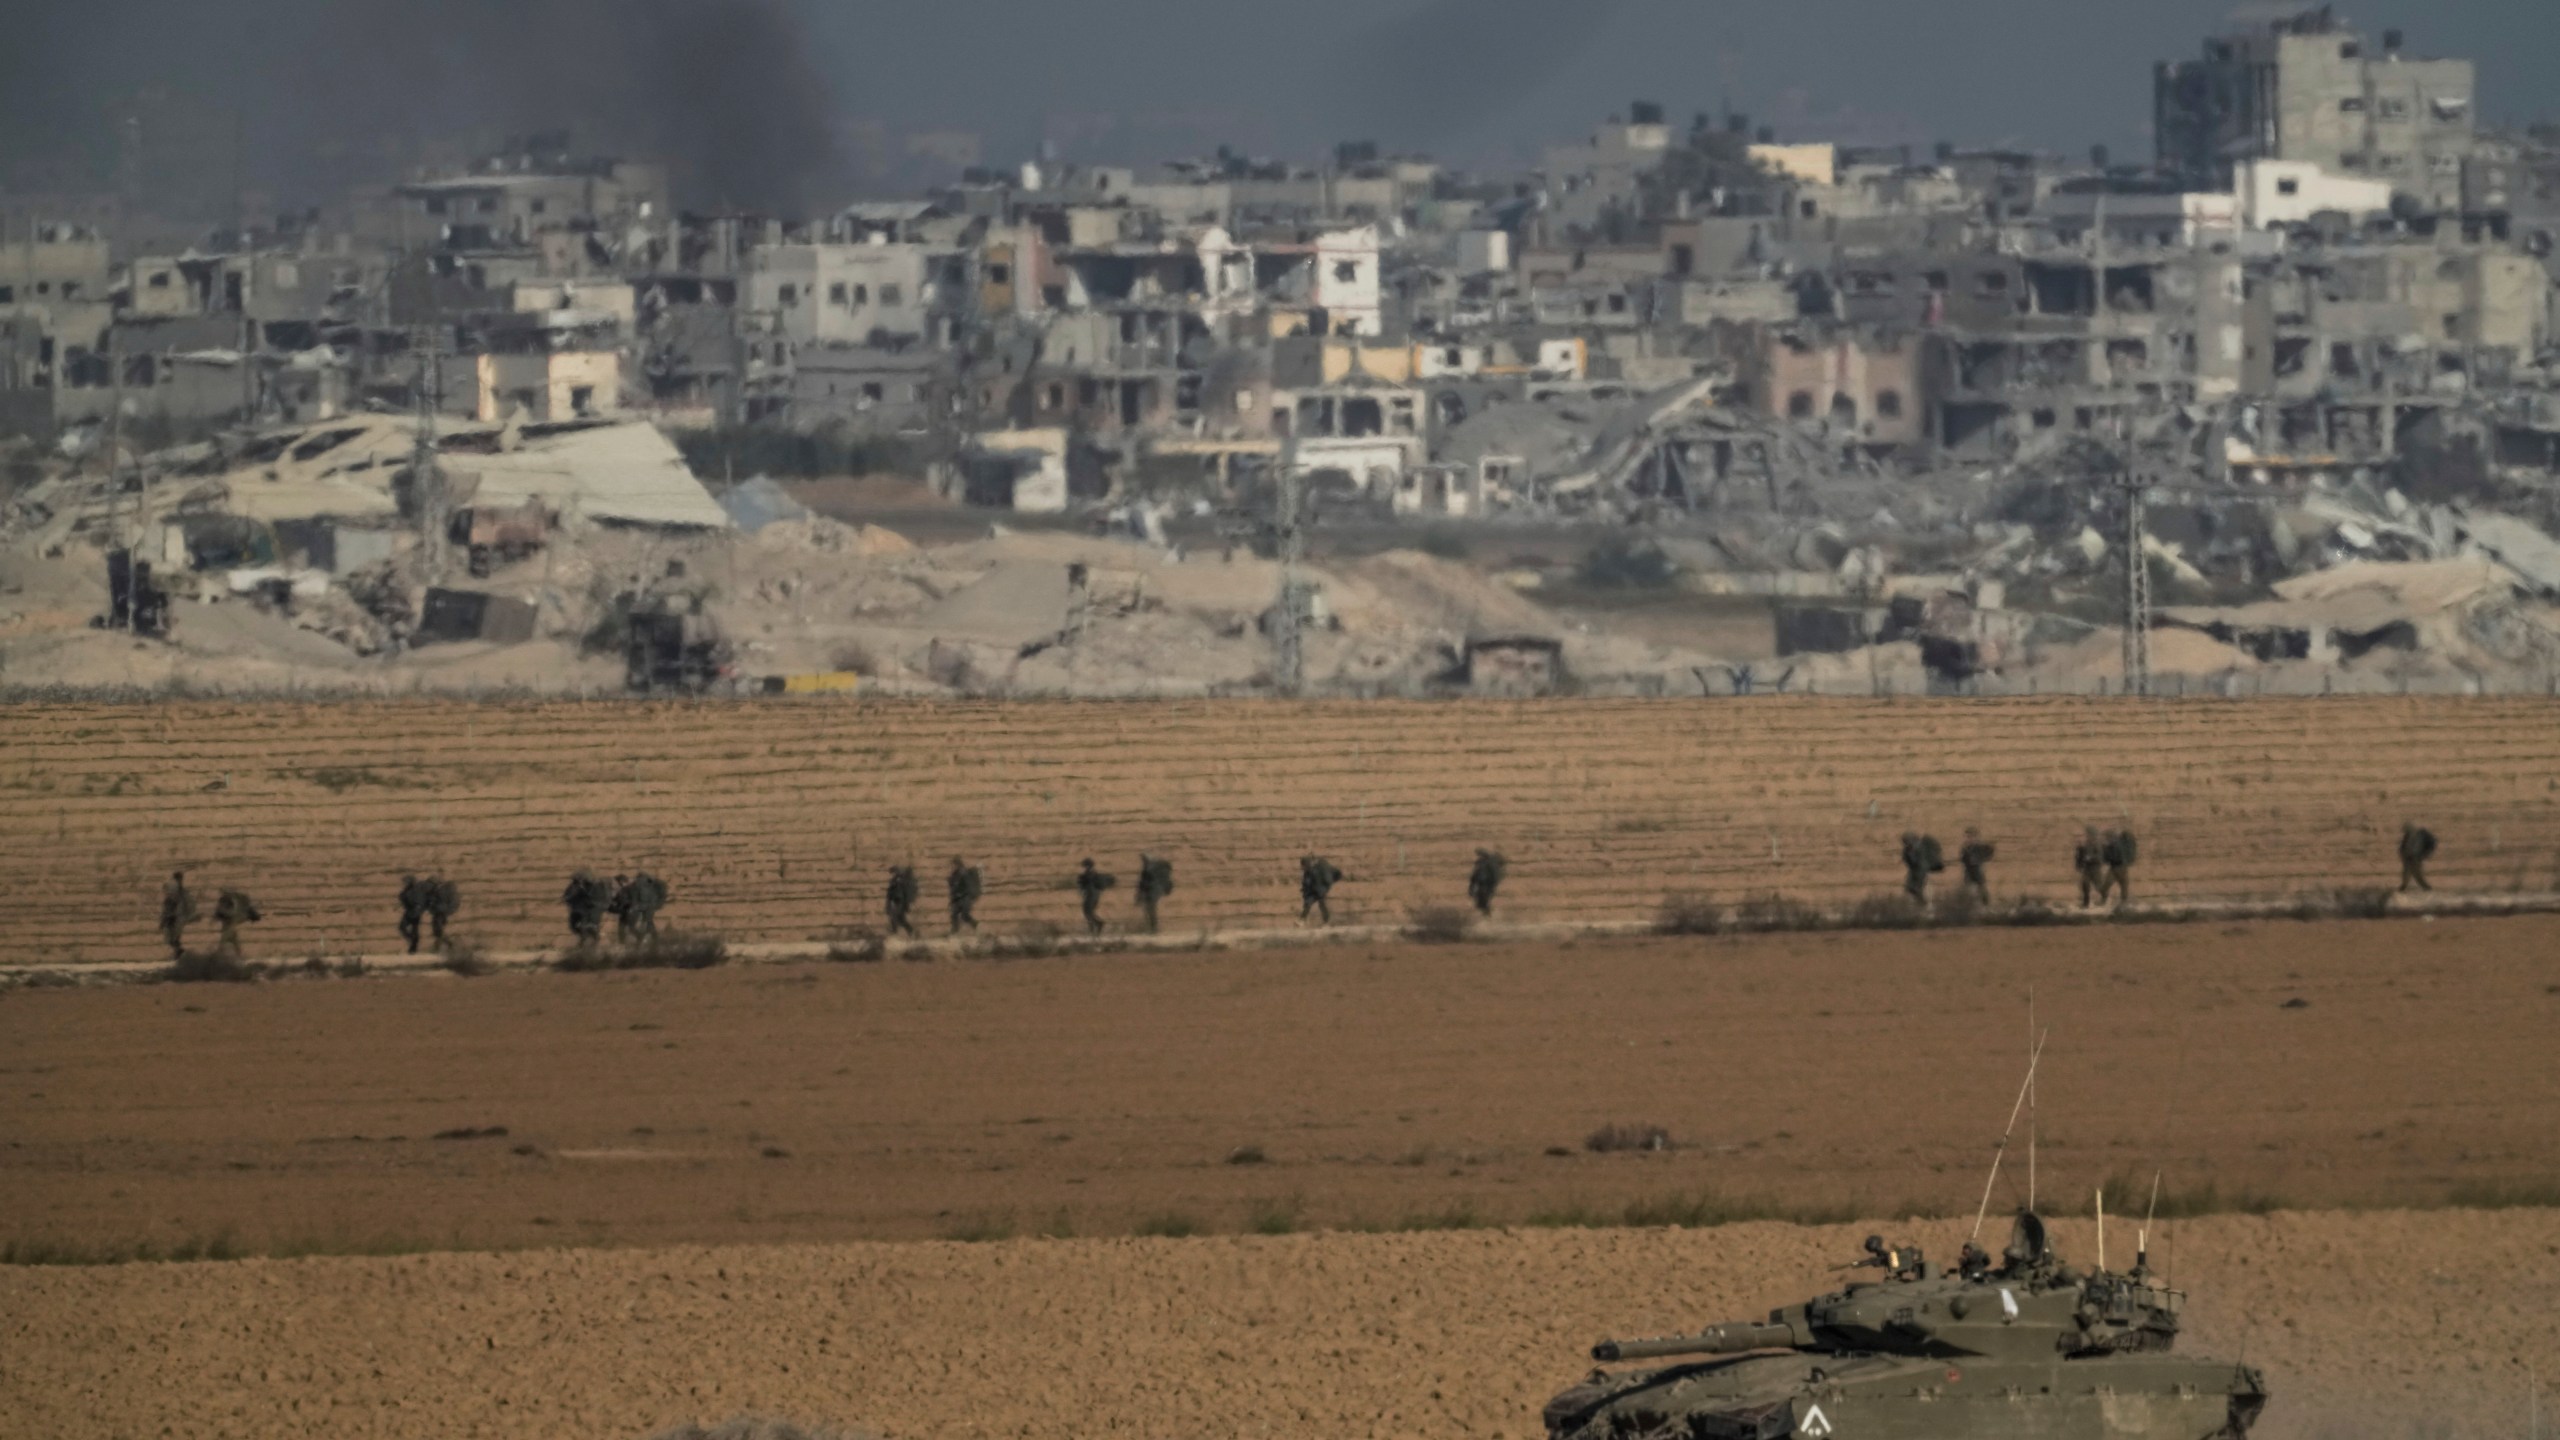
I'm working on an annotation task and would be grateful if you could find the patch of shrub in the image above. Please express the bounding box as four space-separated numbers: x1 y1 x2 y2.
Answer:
440 938 494 977
1226 1144 1268 1166
167 950 260 984
1403 905 1475 943
1730 892 1822 933
1248 1198 1302 1235
649 1416 884 1440
1585 1122 1674 1154
1134 1212 1202 1238
1847 892 1929 930
558 932 728 972
1654 893 1725 935
1395 1202 1485 1232
999 920 1067 959
939 1212 1015 1243
1996 896 2067 927
827 931 886 963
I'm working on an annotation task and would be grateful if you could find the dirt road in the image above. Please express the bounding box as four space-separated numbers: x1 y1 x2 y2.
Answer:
4 1210 2553 1440
6 917 2556 1256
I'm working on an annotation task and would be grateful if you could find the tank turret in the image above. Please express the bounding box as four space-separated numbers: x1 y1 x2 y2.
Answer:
1547 1213 2267 1440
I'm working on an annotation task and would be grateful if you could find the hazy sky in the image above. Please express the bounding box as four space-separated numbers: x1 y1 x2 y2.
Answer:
2 0 2550 212
806 0 2559 167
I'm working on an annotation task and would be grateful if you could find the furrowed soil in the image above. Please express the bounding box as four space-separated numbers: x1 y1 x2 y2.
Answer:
6 920 2556 1254
3 1211 2555 1440
4 697 2560 966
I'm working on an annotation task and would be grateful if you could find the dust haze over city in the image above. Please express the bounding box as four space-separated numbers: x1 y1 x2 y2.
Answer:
1 2 2557 1440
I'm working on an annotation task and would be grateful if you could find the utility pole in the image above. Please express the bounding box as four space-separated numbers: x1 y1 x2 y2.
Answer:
2119 465 2152 698
1272 428 1307 695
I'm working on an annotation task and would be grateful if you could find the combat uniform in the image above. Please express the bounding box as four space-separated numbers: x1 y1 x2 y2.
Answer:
1300 856 1343 924
398 875 429 954
1468 849 1507 916
886 867 920 938
2102 829 2138 905
1076 860 1116 936
212 888 262 957
2398 824 2437 892
1135 855 1174 933
948 860 983 933
1958 832 1995 904
159 872 198 959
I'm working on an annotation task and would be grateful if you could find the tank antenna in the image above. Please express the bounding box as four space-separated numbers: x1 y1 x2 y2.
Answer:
1970 1028 2049 1244
2027 988 2037 1214
2095 1185 2106 1273
2138 1168 2163 1274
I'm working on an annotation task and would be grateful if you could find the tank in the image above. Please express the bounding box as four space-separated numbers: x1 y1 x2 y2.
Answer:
1545 1212 2267 1440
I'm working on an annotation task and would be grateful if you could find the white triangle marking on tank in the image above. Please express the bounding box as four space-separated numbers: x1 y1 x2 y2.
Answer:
1802 1404 1835 1436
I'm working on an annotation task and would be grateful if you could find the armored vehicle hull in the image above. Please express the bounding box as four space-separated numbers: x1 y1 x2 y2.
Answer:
1547 1215 2267 1440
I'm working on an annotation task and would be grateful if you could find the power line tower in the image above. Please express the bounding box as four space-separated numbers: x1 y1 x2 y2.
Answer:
1271 430 1308 695
410 325 450 575
2117 466 2152 698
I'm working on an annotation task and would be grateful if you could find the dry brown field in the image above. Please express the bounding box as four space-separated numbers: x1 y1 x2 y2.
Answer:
4 696 2560 965
6 918 2556 1257
4 1211 2555 1440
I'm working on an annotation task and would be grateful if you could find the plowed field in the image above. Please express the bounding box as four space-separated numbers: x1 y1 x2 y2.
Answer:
6 917 2556 1256
4 1211 2555 1440
5 697 2560 965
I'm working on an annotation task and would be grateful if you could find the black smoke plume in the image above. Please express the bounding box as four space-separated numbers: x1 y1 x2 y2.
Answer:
0 0 844 217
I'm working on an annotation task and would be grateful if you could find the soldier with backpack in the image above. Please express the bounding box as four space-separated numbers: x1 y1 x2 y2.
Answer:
398 874 431 954
2398 822 2438 892
1135 854 1175 933
159 871 199 958
1900 832 1944 904
1299 855 1345 924
885 865 921 938
2073 827 2109 907
948 857 983 933
1467 849 1507 916
425 875 461 950
1075 858 1116 936
1958 829 1996 904
212 888 262 957
2102 828 2139 905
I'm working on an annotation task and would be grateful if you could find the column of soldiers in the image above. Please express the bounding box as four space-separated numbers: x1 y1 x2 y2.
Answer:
154 821 2456 960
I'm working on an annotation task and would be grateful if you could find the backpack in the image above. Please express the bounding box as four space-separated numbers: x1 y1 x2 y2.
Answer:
1150 861 1175 896
2414 828 2437 860
1920 836 1944 872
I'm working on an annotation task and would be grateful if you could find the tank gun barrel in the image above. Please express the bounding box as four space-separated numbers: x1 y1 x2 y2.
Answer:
1592 1322 1797 1362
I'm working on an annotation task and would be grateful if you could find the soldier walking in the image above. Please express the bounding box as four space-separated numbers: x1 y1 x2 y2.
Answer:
1900 832 1943 904
398 874 430 954
159 870 198 959
2398 822 2437 892
2073 827 2109 908
1467 849 1507 916
212 888 262 957
626 871 667 941
562 871 609 946
425 875 460 949
1135 854 1175 933
1299 854 1344 925
1958 829 1995 904
1075 858 1116 936
2102 828 2138 905
886 865 920 938
948 857 983 933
